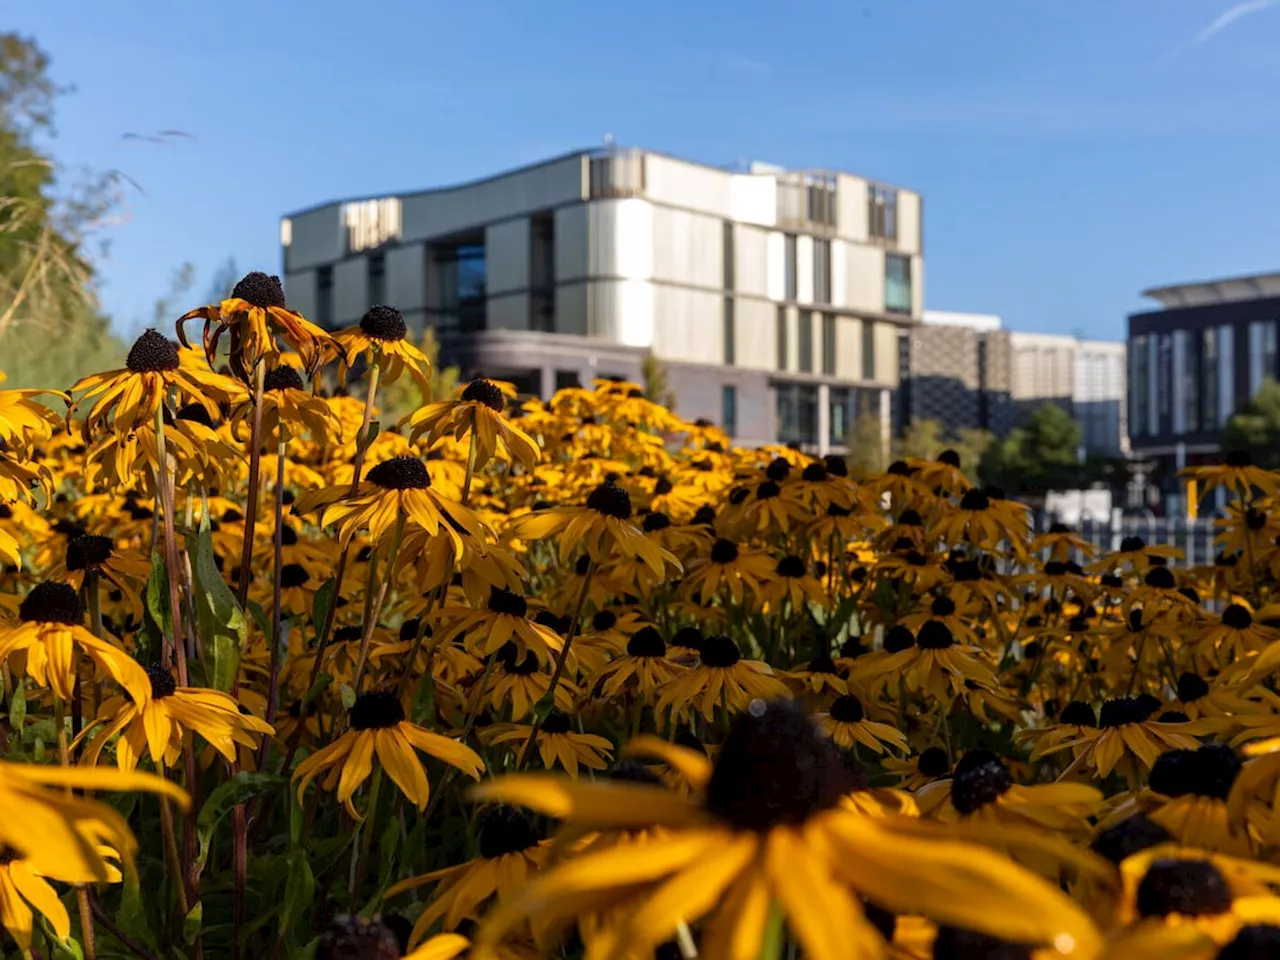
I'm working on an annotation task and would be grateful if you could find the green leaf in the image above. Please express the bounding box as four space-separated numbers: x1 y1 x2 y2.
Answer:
311 577 337 635
247 598 272 640
186 515 247 692
339 683 356 711
182 900 203 946
302 672 332 708
194 771 284 876
141 549 171 661
278 844 315 942
9 677 25 731
117 862 160 953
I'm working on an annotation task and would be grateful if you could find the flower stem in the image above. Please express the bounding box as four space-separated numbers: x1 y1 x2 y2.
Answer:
349 767 384 909
236 359 267 609
349 362 381 497
517 558 596 770
262 427 289 763
153 401 187 684
461 408 479 504
352 513 407 692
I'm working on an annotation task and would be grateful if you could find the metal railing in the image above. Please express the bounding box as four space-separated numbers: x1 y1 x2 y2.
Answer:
1044 514 1219 568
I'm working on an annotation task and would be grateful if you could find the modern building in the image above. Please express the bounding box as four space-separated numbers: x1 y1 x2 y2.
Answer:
279 147 924 452
1127 270 1280 496
902 312 1127 456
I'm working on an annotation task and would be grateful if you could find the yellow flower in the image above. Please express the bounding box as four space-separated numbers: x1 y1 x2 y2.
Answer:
0 582 152 704
484 712 614 777
77 667 274 771
0 384 66 453
69 329 243 443
815 695 909 754
586 626 687 702
405 378 539 470
654 634 791 723
230 363 338 442
177 270 337 376
334 305 432 389
293 690 484 818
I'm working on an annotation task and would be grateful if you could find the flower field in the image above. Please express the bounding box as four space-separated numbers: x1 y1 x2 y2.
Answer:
3 273 1280 960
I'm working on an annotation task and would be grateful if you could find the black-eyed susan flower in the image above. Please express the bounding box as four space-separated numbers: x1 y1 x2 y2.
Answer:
438 586 564 661
335 305 432 390
0 851 73 953
231 363 338 442
1043 696 1210 785
387 805 551 942
0 581 152 704
471 700 1101 960
682 537 774 607
506 479 680 577
816 694 908 754
883 746 953 791
69 329 243 443
406 378 539 470
760 553 827 611
586 625 686 701
293 689 484 818
484 710 613 777
47 532 150 595
654 633 790 723
478 642 578 721
1203 603 1280 663
177 270 337 377
0 381 67 451
77 665 274 771
931 486 1031 555
1183 451 1280 503
862 620 998 703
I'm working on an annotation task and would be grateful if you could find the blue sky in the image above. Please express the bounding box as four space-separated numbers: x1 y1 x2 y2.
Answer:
13 0 1280 341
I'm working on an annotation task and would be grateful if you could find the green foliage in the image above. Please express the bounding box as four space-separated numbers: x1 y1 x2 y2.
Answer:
1222 378 1280 469
186 516 247 693
0 32 127 389
641 351 676 410
846 412 888 475
894 418 993 481
979 402 1084 495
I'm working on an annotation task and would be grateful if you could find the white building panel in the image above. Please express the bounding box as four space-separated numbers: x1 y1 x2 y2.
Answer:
785 307 799 374
835 315 862 380
651 286 720 363
729 174 777 227
766 232 786 301
734 299 775 370
485 219 530 295
287 205 345 271
487 293 531 331
897 192 921 256
735 225 770 299
830 239 847 306
555 206 590 283
283 270 317 323
644 155 733 219
592 199 655 280
836 174 869 243
796 235 814 304
557 281 588 337
651 206 720 289
385 245 425 311
874 322 899 385
400 154 584 244
592 279 655 347
333 258 367 327
909 255 924 320
842 244 884 314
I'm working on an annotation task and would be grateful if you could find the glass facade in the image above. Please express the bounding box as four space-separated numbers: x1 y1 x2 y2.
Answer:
777 384 818 447
885 255 912 315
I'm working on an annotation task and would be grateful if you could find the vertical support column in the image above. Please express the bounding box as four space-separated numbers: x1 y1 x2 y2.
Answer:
817 383 831 456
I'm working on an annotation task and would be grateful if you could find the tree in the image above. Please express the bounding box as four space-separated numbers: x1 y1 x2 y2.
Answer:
1221 379 1280 469
979 402 1084 496
0 33 126 388
846 412 888 475
641 352 675 410
894 418 993 481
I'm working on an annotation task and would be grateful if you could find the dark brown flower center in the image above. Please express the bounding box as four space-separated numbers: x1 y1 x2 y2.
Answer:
359 305 406 342
125 329 180 373
487 587 528 618
461 378 505 411
1176 672 1210 703
1090 815 1172 865
1220 924 1280 959
176 403 215 428
66 534 114 571
959 489 990 511
626 626 666 657
699 633 741 668
147 665 177 699
1226 450 1254 468
1099 695 1159 727
917 746 950 778
710 539 740 564
643 512 671 532
349 690 405 730
1060 701 1097 727
478 805 542 859
586 481 632 519
280 564 309 588
365 456 431 490
775 555 806 578
916 620 954 649
766 458 791 482
1136 859 1232 918
264 365 304 393
540 710 572 734
1149 744 1240 799
950 749 1013 814
704 699 859 832
19 581 84 625
318 915 398 960
232 272 287 309
932 926 1032 960
829 695 865 723
1223 604 1253 629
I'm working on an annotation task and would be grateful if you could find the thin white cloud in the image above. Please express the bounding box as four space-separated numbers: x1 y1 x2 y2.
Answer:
716 53 775 79
1162 0 1278 62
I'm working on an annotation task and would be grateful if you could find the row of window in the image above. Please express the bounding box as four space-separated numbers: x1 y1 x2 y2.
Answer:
722 305 877 380
1130 320 1279 438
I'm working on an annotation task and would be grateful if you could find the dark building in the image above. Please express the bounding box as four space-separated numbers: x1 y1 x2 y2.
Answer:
1127 271 1280 508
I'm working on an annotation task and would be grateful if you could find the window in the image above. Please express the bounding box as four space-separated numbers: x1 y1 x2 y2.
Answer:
530 213 555 332
798 312 813 373
806 176 837 227
1264 321 1278 383
1201 327 1218 429
784 235 797 300
723 298 736 365
431 240 488 333
777 384 819 446
813 238 831 304
723 222 735 291
367 253 386 306
722 385 738 437
776 307 789 370
555 370 580 391
1182 332 1200 433
868 185 898 241
885 255 912 315
588 151 645 198
1131 335 1150 437
862 320 876 381
316 265 333 328
821 314 836 376
829 387 850 445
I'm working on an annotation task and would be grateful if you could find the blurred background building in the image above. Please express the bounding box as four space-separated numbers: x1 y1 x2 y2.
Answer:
280 146 924 453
